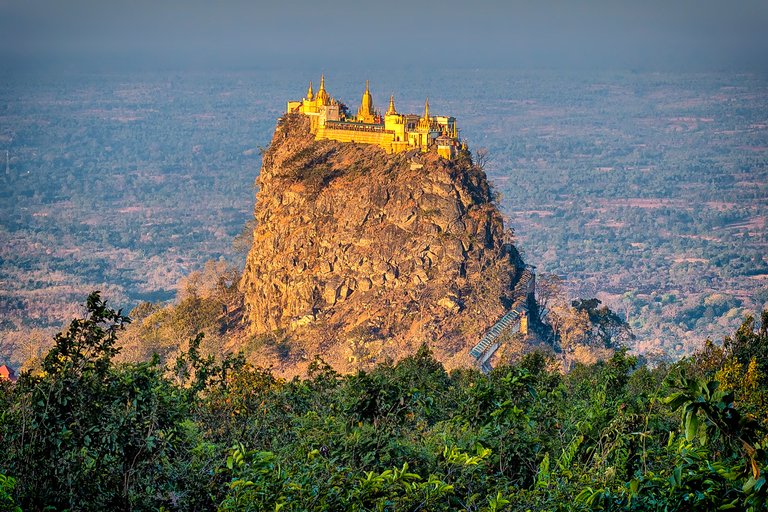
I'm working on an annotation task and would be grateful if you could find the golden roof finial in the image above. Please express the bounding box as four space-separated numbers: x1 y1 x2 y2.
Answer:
316 74 329 105
424 97 430 119
306 80 314 101
386 94 397 116
358 80 374 119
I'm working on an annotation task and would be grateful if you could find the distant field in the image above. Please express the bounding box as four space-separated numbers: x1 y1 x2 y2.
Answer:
1 68 766 366
475 70 768 357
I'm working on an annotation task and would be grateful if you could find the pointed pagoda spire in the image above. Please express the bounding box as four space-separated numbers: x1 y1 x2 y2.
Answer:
418 97 432 130
306 80 314 101
357 79 374 121
316 73 329 105
361 80 373 109
386 93 397 116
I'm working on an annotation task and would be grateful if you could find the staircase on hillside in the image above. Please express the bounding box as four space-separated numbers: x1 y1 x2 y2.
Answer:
470 309 521 359
470 265 535 373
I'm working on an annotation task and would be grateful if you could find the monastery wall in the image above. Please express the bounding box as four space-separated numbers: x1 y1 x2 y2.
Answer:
316 126 396 152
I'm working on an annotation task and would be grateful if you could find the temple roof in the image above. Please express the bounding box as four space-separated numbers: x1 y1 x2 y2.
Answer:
386 94 397 116
316 74 330 104
358 80 374 117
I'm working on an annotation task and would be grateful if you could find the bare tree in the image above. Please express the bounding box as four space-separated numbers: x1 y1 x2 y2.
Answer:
536 273 564 320
474 147 492 170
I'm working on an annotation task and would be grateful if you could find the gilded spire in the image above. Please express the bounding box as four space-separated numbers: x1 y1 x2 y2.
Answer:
418 97 431 130
357 79 375 122
361 80 373 111
315 74 329 105
306 81 314 101
386 94 397 116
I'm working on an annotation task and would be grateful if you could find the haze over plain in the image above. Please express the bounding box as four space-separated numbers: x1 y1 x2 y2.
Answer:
0 1 766 367
1 0 767 71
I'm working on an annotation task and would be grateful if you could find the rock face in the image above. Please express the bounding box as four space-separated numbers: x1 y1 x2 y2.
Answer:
240 114 531 370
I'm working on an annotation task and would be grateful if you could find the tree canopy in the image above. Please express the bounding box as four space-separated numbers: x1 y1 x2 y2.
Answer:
0 294 766 511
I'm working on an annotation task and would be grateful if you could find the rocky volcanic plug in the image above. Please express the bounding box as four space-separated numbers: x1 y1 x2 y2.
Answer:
240 114 534 371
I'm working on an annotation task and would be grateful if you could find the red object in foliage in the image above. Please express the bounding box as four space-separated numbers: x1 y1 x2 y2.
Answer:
0 364 16 382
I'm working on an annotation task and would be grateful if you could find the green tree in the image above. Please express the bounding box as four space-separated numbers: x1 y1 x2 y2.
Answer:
1 292 202 511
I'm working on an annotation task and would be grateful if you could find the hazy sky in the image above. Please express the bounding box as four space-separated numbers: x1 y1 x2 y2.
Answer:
1 0 767 71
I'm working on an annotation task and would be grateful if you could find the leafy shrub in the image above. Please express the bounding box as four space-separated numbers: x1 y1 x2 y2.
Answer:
2 294 766 511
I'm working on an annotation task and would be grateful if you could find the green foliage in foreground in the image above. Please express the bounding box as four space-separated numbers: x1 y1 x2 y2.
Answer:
0 293 766 511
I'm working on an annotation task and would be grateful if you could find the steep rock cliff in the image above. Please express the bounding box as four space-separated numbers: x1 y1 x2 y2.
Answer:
240 114 531 371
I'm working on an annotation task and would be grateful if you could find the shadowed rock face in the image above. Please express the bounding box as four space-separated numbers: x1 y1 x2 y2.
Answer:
240 114 529 369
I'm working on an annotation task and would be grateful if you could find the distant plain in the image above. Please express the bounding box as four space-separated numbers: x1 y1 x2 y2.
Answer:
1 68 766 366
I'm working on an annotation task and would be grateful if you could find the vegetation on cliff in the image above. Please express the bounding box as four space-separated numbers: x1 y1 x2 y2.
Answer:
104 114 628 376
1 293 766 510
238 114 536 373
2 70 766 372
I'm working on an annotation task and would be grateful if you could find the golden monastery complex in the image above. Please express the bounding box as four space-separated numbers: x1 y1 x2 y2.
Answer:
287 76 462 159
